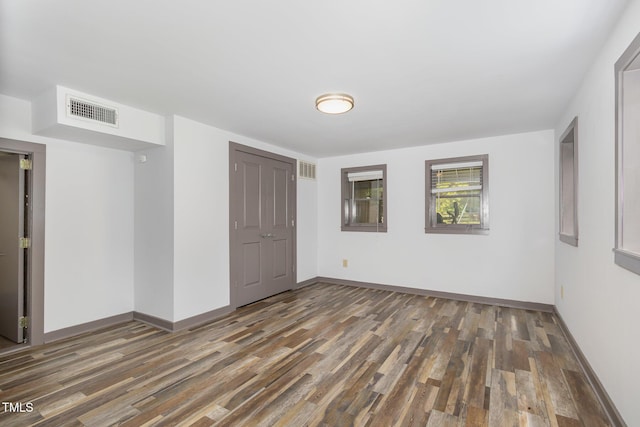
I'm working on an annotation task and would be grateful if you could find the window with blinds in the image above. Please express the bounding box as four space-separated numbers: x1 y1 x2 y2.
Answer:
425 155 489 234
341 164 387 232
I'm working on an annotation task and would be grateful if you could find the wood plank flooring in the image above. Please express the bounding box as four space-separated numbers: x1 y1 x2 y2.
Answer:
0 335 20 351
0 283 611 426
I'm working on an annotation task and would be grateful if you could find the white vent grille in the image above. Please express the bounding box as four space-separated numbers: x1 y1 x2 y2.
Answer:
298 160 316 180
67 96 118 127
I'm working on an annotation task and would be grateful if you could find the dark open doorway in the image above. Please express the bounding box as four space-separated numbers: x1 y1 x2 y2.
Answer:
0 138 45 354
0 151 28 345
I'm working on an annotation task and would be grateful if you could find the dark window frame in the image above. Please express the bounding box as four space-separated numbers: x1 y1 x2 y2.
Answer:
559 117 579 247
341 164 387 232
425 154 489 235
614 32 640 275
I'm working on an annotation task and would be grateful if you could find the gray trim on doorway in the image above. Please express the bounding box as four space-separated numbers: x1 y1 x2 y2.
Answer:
559 116 579 247
553 308 627 427
614 32 640 276
0 138 46 347
228 141 298 309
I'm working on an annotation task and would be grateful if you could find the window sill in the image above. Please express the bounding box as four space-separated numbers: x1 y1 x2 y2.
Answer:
614 249 640 276
559 234 578 247
341 225 387 233
425 227 489 235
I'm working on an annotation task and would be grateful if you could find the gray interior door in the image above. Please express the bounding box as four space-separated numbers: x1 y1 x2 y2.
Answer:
0 152 25 343
233 149 295 307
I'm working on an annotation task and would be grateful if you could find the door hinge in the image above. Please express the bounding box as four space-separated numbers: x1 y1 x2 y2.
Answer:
20 159 32 170
291 219 295 227
291 174 295 181
19 316 28 329
19 237 31 249
234 221 238 230
234 163 238 172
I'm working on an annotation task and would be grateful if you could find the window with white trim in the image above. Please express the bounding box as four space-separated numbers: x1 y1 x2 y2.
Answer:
341 164 387 232
425 155 489 234
614 32 640 275
559 117 579 246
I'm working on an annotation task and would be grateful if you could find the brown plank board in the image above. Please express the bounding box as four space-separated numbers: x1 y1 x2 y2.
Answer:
535 351 579 420
464 337 491 409
563 368 610 427
488 369 518 426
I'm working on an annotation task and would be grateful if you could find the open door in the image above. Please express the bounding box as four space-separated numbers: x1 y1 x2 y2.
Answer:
0 152 26 343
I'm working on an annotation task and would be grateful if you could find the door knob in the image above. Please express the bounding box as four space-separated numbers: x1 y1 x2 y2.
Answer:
260 233 273 238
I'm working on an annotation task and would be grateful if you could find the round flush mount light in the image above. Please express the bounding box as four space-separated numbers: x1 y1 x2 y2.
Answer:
315 93 354 114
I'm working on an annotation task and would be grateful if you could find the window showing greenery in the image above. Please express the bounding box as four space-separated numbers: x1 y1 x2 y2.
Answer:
614 32 640 275
341 165 387 232
425 155 489 234
559 117 578 246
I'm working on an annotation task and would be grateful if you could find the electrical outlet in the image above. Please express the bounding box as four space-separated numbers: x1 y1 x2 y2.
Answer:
342 259 348 268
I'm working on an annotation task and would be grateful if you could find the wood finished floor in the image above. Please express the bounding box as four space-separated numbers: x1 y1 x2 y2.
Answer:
0 283 610 426
0 335 20 351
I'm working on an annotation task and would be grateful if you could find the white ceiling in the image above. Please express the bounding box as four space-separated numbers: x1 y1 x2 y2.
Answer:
0 0 629 157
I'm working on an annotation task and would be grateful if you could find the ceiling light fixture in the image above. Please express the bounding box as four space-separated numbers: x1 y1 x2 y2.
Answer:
315 93 354 114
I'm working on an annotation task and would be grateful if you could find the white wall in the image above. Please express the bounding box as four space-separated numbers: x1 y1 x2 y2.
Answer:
172 116 229 321
296 175 318 282
148 115 318 322
318 130 555 304
2 83 552 339
0 93 319 329
0 94 135 332
133 119 174 320
554 0 640 424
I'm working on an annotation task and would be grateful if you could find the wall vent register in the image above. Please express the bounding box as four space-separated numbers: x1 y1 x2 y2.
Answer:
298 160 316 180
66 96 119 127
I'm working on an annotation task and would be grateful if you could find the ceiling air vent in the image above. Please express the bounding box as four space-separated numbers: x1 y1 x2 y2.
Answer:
66 96 118 127
298 160 316 180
